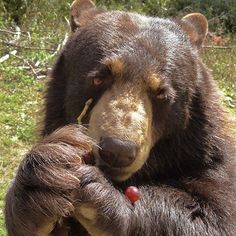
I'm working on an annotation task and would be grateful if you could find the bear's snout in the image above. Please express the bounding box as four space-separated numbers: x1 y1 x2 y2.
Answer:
88 83 153 180
99 136 137 168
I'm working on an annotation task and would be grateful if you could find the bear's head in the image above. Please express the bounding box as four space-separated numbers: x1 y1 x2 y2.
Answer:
44 0 211 182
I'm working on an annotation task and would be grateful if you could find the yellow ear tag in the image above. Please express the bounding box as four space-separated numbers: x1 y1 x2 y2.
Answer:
77 98 93 124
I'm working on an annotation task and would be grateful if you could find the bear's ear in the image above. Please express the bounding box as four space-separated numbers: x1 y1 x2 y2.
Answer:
181 13 208 48
70 0 100 32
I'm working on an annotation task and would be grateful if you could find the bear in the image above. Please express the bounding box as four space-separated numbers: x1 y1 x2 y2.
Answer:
5 0 236 235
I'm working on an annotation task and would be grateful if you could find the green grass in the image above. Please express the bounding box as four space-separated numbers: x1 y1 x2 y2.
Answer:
0 62 45 235
202 45 236 113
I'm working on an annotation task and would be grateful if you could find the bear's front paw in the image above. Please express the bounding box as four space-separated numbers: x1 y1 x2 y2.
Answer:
70 165 110 235
76 165 109 186
5 125 95 235
72 165 132 236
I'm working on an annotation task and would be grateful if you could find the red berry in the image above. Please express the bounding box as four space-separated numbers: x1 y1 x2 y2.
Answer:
125 186 140 203
82 152 94 165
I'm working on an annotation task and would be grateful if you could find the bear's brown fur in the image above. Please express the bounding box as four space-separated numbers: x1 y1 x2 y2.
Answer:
5 0 236 235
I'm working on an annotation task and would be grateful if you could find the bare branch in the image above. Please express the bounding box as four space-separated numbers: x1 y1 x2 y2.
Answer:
11 54 38 79
0 40 56 52
203 45 236 50
0 50 17 63
0 29 27 36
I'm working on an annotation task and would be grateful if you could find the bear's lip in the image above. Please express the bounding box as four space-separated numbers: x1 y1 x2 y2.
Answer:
98 164 132 181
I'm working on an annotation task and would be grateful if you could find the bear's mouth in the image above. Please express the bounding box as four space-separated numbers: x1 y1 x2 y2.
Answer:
98 164 132 182
90 143 151 182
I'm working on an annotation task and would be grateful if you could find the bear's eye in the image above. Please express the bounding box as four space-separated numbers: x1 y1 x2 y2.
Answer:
153 84 176 103
93 78 103 86
156 89 168 100
88 64 114 91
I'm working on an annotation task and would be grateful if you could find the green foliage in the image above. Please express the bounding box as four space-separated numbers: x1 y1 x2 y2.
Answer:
1 0 27 24
2 0 236 33
166 0 236 33
96 0 169 16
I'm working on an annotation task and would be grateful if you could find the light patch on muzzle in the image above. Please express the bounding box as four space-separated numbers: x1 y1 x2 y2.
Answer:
88 83 153 181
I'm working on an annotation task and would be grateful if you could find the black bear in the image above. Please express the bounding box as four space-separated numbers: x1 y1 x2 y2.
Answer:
5 0 236 235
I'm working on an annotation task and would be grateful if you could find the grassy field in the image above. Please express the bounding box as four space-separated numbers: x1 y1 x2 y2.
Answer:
0 63 44 236
0 18 236 236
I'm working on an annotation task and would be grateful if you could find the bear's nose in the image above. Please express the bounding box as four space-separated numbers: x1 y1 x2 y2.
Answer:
99 137 137 168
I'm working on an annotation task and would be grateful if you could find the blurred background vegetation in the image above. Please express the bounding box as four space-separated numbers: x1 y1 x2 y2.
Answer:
1 0 236 33
0 0 235 235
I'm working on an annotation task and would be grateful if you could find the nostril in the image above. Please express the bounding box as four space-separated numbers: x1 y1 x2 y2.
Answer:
99 137 137 168
99 149 115 162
